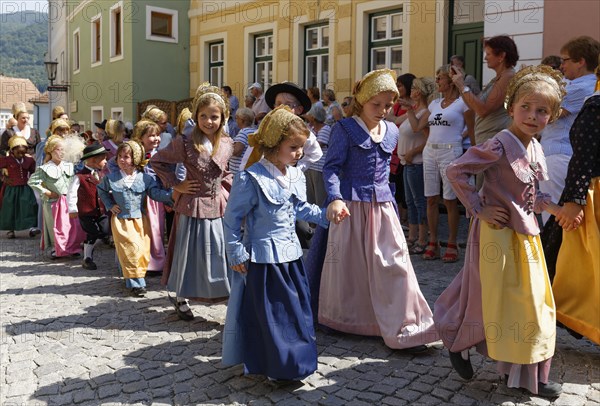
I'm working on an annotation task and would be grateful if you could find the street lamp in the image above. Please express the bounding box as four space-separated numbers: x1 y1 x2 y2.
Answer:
44 57 68 92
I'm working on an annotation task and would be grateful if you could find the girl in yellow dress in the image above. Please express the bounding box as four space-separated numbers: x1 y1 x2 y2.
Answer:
433 65 566 397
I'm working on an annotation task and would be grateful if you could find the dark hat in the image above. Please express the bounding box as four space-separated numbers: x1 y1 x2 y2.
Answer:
81 143 107 161
265 82 311 114
94 119 107 130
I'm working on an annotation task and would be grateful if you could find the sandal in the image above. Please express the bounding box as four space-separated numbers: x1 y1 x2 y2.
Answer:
422 242 440 260
406 238 417 249
6 231 15 239
442 243 460 263
409 242 427 255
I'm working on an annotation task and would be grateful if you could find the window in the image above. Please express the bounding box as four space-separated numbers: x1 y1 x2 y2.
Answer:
369 9 403 75
146 6 178 43
209 41 224 87
0 113 11 130
253 33 273 89
110 2 123 60
304 24 329 91
91 14 102 65
91 107 104 132
73 29 80 72
111 108 123 120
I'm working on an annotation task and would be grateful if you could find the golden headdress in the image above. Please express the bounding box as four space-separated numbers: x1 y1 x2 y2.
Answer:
50 118 70 134
176 108 192 135
191 82 230 122
12 102 27 118
142 105 166 122
51 105 66 119
8 135 27 150
505 65 566 122
245 105 303 169
353 69 399 106
44 135 64 156
122 140 145 167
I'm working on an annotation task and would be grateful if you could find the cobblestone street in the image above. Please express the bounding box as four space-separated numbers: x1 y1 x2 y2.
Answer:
1 223 599 405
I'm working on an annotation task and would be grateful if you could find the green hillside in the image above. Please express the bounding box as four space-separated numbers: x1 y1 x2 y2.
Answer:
0 11 49 91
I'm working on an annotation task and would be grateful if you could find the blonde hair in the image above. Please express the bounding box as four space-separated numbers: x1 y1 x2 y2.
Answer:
412 77 437 105
132 120 160 144
142 105 167 123
105 119 126 144
191 94 227 156
43 135 63 163
351 69 399 116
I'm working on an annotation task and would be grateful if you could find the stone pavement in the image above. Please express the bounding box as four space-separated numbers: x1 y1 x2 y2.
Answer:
1 219 599 406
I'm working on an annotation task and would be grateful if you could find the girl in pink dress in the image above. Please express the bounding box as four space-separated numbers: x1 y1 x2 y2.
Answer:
434 66 565 397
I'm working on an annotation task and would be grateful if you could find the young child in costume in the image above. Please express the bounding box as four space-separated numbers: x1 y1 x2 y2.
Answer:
151 84 232 320
308 69 438 352
131 120 167 275
28 135 86 258
97 141 173 297
222 105 331 381
66 144 109 270
0 136 38 238
433 65 565 397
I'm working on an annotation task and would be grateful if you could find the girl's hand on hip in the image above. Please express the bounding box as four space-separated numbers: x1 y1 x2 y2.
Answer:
110 205 121 215
231 263 247 274
478 205 509 227
174 179 201 195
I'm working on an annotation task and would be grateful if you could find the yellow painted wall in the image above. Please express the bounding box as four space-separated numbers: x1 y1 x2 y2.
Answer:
190 0 439 98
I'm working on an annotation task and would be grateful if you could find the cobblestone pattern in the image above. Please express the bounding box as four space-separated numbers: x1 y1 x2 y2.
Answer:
0 223 598 405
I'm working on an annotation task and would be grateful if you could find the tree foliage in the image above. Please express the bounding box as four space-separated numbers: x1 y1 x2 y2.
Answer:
0 11 49 92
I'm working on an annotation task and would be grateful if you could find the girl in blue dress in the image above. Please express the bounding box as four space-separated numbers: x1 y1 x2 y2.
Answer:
222 106 335 381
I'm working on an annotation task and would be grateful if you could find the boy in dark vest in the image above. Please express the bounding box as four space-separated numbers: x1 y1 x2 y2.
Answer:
67 144 109 270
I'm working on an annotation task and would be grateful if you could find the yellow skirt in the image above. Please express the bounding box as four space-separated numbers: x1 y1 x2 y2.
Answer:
479 222 556 364
554 177 600 344
112 216 150 279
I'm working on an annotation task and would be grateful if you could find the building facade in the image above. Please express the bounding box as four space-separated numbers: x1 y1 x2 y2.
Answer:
66 0 190 131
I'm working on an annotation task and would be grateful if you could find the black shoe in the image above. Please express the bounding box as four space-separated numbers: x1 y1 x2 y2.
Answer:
536 381 562 397
403 345 429 354
131 287 147 297
449 350 474 380
82 258 97 270
7 231 15 239
175 301 194 321
28 228 41 238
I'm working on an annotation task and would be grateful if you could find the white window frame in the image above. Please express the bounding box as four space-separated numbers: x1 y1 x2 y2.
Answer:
0 113 11 130
355 2 410 80
369 10 404 75
209 41 224 88
111 107 123 120
304 24 329 91
90 13 102 67
110 1 124 61
146 5 178 44
244 23 276 93
73 28 80 74
78 121 86 132
253 33 273 89
91 106 104 131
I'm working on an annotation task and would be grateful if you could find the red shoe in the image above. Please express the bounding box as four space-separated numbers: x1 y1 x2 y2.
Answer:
422 242 440 260
442 243 460 263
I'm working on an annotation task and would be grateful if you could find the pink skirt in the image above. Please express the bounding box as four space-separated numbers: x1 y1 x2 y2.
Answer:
318 201 438 349
146 197 166 272
42 195 85 256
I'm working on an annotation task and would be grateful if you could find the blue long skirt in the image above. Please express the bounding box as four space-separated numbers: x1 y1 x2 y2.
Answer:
222 259 317 380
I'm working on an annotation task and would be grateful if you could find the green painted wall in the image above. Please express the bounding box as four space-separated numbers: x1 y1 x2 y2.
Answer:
69 0 189 127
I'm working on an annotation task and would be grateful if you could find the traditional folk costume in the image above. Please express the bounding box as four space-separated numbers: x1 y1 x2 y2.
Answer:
0 103 41 157
66 144 109 270
434 130 556 394
0 137 38 233
151 128 233 301
97 141 172 290
141 149 167 274
222 106 328 380
310 70 439 350
552 93 600 344
28 147 85 258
